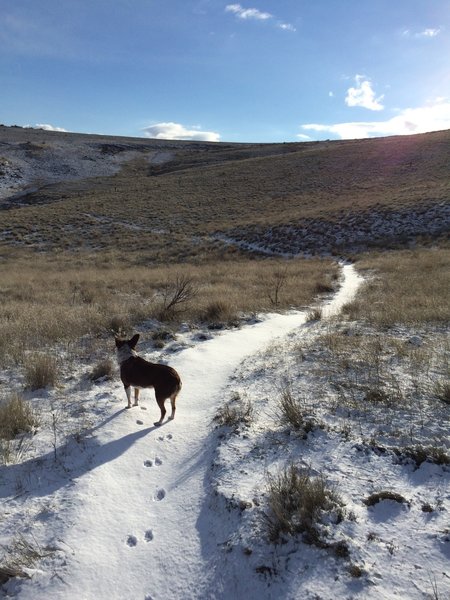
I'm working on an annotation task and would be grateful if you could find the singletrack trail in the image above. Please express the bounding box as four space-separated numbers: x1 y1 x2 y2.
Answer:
17 264 362 600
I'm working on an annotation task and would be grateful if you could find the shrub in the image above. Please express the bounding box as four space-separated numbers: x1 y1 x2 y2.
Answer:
278 388 314 434
213 393 253 430
314 280 334 294
159 274 197 320
0 394 39 440
393 445 450 468
306 307 322 322
89 358 115 381
24 354 58 390
201 300 236 325
434 380 450 404
264 464 340 543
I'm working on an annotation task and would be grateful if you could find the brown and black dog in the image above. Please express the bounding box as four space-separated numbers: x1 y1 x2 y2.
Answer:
115 334 182 426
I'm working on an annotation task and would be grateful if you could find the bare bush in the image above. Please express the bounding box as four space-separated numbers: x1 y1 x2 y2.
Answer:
268 268 288 307
160 274 197 319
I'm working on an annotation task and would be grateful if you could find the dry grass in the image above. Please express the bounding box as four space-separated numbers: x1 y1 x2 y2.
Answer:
213 393 254 430
24 354 59 390
278 388 315 434
0 394 39 440
345 246 450 326
264 464 341 543
0 254 337 367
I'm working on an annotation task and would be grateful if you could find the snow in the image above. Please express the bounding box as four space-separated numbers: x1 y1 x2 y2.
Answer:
1 264 449 600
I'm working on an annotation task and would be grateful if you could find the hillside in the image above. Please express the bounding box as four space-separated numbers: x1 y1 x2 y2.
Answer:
0 126 449 261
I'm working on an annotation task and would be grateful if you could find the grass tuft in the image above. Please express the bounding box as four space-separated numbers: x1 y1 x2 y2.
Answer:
278 388 315 434
264 464 341 543
89 358 115 381
24 353 58 390
213 393 254 430
0 394 39 440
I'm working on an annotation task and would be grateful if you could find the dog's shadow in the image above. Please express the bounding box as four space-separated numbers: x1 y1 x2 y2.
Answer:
0 408 166 499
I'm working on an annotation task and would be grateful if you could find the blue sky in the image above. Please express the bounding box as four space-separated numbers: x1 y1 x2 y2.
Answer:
1 0 449 142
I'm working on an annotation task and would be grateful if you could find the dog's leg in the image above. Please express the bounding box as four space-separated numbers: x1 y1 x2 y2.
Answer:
168 392 177 421
134 388 140 407
154 395 166 426
125 386 132 409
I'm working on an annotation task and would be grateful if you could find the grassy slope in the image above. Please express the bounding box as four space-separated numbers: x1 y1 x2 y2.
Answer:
0 128 449 261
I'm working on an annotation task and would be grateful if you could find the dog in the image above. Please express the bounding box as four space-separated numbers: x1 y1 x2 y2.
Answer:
115 333 182 426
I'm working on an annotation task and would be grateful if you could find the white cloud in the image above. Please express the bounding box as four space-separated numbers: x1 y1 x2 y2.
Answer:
419 28 441 37
35 123 67 132
225 4 272 21
225 4 295 31
301 99 450 140
345 75 384 111
142 122 220 142
296 133 311 141
278 23 296 32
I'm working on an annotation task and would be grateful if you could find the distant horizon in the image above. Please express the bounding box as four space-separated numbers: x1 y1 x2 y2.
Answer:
2 121 449 146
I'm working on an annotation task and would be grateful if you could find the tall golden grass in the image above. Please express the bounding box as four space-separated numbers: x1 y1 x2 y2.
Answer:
0 253 337 366
345 246 450 326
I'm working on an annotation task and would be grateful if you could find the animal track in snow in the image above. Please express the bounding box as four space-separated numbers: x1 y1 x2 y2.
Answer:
157 433 173 442
143 457 162 468
126 535 138 547
144 529 154 542
154 488 166 501
136 419 144 425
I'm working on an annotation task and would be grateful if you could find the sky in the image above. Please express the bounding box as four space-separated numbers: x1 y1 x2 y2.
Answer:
1 0 450 143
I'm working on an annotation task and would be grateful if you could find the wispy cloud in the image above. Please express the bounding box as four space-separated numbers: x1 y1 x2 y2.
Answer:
225 4 272 20
402 27 441 39
345 75 384 111
301 99 450 140
143 122 220 142
278 22 296 32
225 4 296 31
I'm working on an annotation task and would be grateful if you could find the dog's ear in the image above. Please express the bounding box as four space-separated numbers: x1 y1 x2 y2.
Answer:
130 333 140 348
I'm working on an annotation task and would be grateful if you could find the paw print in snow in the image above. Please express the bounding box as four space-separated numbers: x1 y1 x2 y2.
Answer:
154 488 166 501
126 535 138 547
145 530 154 542
144 457 162 468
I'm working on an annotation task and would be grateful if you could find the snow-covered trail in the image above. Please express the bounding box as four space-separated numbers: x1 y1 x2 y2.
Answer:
19 264 363 600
